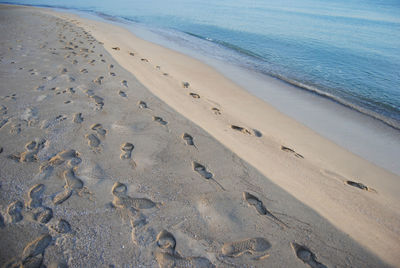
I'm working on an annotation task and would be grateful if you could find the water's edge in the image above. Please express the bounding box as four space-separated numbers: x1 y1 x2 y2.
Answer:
3 3 400 176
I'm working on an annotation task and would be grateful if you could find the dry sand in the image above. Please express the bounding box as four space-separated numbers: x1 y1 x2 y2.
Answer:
0 4 399 267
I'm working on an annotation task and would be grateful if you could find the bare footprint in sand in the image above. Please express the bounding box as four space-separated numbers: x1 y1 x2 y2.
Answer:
182 82 190 88
111 182 158 211
121 80 128 87
222 237 271 259
291 243 327 268
243 192 288 228
112 47 120 51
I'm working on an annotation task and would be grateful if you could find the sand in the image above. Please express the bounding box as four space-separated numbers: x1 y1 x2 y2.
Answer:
0 4 399 267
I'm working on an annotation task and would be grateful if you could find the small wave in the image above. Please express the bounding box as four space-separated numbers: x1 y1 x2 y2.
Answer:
273 75 400 130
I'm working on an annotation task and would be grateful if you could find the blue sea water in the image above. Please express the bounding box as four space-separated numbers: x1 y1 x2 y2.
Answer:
3 0 400 128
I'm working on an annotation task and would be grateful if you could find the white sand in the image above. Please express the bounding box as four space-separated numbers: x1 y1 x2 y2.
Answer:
0 4 399 267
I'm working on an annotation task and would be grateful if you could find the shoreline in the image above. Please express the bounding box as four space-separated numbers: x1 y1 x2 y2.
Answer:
64 6 400 176
1 4 399 266
3 3 400 175
37 5 400 265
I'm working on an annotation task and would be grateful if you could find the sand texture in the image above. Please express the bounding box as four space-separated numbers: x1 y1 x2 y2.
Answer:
0 5 399 267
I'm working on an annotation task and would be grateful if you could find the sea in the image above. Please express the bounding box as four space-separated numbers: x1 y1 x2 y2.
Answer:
2 0 400 174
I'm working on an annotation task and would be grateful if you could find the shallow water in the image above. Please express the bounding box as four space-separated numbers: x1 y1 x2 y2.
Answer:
3 0 400 128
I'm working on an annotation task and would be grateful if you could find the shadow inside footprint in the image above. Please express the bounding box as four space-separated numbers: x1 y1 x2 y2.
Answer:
153 116 168 125
120 142 134 159
192 162 213 179
243 192 288 228
189 93 200 99
138 101 148 109
231 125 252 135
345 180 371 191
291 243 327 268
182 133 197 149
281 146 304 159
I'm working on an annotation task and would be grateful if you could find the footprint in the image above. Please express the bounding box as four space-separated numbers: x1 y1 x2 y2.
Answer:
153 116 168 125
129 52 135 56
189 93 200 99
155 230 214 268
7 200 24 223
182 82 190 88
80 68 88 73
111 182 157 211
63 169 84 189
119 90 127 98
192 162 225 190
120 142 134 159
155 251 214 268
211 107 221 115
49 219 71 234
109 72 116 76
243 192 288 228
222 237 271 258
345 180 374 192
90 95 104 109
0 118 9 129
91 123 107 136
291 243 327 268
231 125 252 135
192 162 212 179
281 146 304 159
93 76 104 85
141 58 149 62
32 207 53 224
86 133 101 151
156 230 176 252
27 184 45 208
112 47 120 50
182 133 197 149
73 112 84 123
21 234 52 262
121 80 128 87
53 189 72 205
138 101 149 109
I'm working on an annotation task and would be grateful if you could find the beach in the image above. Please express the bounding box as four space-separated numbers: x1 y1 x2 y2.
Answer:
0 4 399 267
